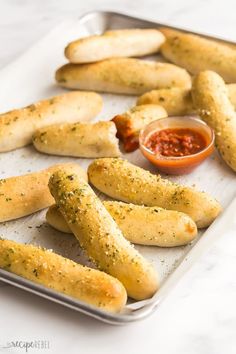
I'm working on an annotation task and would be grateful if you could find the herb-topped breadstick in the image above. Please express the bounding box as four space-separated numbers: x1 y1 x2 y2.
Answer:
160 27 236 83
46 202 197 247
33 121 121 158
0 91 102 152
0 163 87 222
192 70 236 172
0 239 127 313
49 170 159 300
88 158 221 228
56 58 192 95
137 85 236 116
137 87 194 115
65 29 165 63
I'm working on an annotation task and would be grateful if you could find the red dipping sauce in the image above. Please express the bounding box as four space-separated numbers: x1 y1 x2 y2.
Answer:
145 128 207 158
139 116 215 175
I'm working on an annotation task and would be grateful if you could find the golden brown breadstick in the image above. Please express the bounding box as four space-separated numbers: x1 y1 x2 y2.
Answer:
47 202 197 247
0 163 87 222
137 88 194 115
103 201 197 246
137 85 236 116
0 91 102 152
65 29 165 63
192 70 236 172
49 170 159 300
112 104 167 152
47 204 72 233
33 121 121 158
88 158 221 228
160 27 236 83
0 239 127 313
55 58 192 95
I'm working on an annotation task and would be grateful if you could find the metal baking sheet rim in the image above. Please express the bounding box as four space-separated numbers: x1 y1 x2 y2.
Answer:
79 10 236 44
0 10 236 325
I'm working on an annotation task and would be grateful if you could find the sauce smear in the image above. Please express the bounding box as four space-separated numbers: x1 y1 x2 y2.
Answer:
145 128 207 157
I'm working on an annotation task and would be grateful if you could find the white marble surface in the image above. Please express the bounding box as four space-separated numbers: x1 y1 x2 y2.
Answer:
1 1 236 353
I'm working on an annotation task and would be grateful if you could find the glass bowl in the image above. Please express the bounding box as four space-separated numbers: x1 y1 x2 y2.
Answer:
139 116 215 175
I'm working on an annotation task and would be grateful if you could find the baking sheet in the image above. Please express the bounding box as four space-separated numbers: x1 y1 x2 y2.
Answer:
0 10 236 324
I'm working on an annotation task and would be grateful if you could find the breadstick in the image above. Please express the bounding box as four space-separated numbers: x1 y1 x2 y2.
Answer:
0 91 102 152
0 163 87 222
33 121 121 158
137 84 236 116
0 239 127 313
49 170 159 300
47 204 72 233
65 29 165 63
55 58 192 95
192 70 236 172
112 104 167 152
137 88 194 115
160 27 236 83
47 202 197 247
88 158 221 228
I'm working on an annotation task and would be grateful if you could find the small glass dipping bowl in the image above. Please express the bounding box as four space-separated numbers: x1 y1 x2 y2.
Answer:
139 116 215 175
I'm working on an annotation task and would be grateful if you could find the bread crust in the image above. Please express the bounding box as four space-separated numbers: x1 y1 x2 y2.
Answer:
65 29 165 63
55 58 192 95
46 202 197 247
192 70 236 172
88 158 221 228
0 91 102 152
33 121 121 158
160 27 236 83
49 170 159 300
137 84 236 116
137 88 194 115
0 239 127 313
0 163 87 222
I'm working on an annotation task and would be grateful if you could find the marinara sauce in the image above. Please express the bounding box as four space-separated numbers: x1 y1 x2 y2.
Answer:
145 128 207 157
